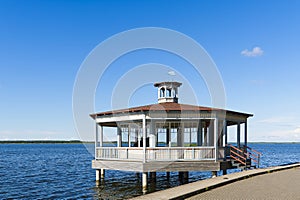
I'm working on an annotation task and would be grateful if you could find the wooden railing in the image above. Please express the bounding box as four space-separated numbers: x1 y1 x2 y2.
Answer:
95 147 216 161
227 144 262 168
245 145 262 168
228 145 247 165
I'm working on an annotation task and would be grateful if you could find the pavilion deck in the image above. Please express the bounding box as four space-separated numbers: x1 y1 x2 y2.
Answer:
92 147 231 172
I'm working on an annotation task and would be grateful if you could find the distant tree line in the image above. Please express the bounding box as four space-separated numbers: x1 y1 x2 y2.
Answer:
0 140 91 144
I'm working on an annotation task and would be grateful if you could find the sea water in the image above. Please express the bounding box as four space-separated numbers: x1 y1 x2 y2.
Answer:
0 143 299 199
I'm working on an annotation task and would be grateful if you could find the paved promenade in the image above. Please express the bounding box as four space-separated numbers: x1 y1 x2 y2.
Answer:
187 166 300 200
131 163 300 200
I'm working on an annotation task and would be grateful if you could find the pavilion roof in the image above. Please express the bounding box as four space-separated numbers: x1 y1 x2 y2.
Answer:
90 102 253 119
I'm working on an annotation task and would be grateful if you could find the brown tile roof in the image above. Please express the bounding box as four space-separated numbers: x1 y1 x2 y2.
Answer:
154 81 182 87
90 102 253 118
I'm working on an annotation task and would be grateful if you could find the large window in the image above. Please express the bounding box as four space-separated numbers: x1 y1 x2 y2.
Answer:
170 127 178 147
157 127 167 147
183 122 198 147
121 126 129 147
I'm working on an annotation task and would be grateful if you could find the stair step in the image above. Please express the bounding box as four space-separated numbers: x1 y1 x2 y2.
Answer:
227 144 261 169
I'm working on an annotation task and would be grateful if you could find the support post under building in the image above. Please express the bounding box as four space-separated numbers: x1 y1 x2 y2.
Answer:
142 172 147 192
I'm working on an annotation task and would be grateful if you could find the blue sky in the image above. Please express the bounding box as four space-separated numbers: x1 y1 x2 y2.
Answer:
1 0 300 142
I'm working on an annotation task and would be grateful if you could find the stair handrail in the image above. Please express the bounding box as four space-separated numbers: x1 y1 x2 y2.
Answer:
245 145 262 155
227 144 248 166
230 149 247 165
244 145 262 168
229 145 248 156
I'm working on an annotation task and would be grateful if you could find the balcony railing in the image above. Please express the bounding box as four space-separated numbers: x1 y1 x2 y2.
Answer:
95 147 217 161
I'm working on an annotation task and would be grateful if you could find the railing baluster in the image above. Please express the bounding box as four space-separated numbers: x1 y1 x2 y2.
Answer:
192 148 195 159
95 147 216 161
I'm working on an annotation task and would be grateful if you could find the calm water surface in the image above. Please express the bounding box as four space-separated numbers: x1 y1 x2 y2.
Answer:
0 143 299 199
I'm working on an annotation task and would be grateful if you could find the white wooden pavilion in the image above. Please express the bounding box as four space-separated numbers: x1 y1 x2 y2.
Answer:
90 82 260 191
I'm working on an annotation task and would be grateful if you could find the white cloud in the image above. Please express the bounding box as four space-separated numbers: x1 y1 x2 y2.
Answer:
293 127 300 134
256 116 295 125
249 115 300 142
248 128 300 142
0 130 68 140
241 46 264 57
168 70 176 76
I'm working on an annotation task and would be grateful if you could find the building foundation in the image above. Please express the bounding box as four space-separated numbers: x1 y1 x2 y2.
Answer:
212 171 218 178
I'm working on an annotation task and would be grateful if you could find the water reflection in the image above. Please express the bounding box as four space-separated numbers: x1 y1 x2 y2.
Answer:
93 171 203 199
1 143 299 199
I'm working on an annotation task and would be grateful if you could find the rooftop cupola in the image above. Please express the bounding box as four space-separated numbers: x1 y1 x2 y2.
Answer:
154 81 182 103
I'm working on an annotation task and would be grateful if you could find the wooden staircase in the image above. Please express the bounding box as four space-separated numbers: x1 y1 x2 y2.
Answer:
226 144 262 170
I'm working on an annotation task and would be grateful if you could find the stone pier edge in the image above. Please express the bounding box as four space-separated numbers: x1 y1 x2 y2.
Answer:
130 162 300 200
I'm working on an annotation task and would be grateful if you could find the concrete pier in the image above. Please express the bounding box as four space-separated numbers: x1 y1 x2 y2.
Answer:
130 163 300 200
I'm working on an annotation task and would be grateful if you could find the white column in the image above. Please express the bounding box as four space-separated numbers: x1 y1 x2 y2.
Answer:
137 129 141 147
204 122 208 146
189 128 192 146
177 127 181 146
181 122 185 147
99 125 104 180
135 129 139 147
95 123 98 150
237 122 241 148
197 120 202 146
218 121 223 147
128 125 131 147
149 120 156 147
99 125 103 147
143 115 146 163
209 121 214 146
214 118 219 161
244 120 248 147
223 120 227 146
117 127 122 147
168 123 172 147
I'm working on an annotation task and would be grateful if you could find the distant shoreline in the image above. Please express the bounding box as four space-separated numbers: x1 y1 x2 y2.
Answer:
0 140 94 144
0 141 299 144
